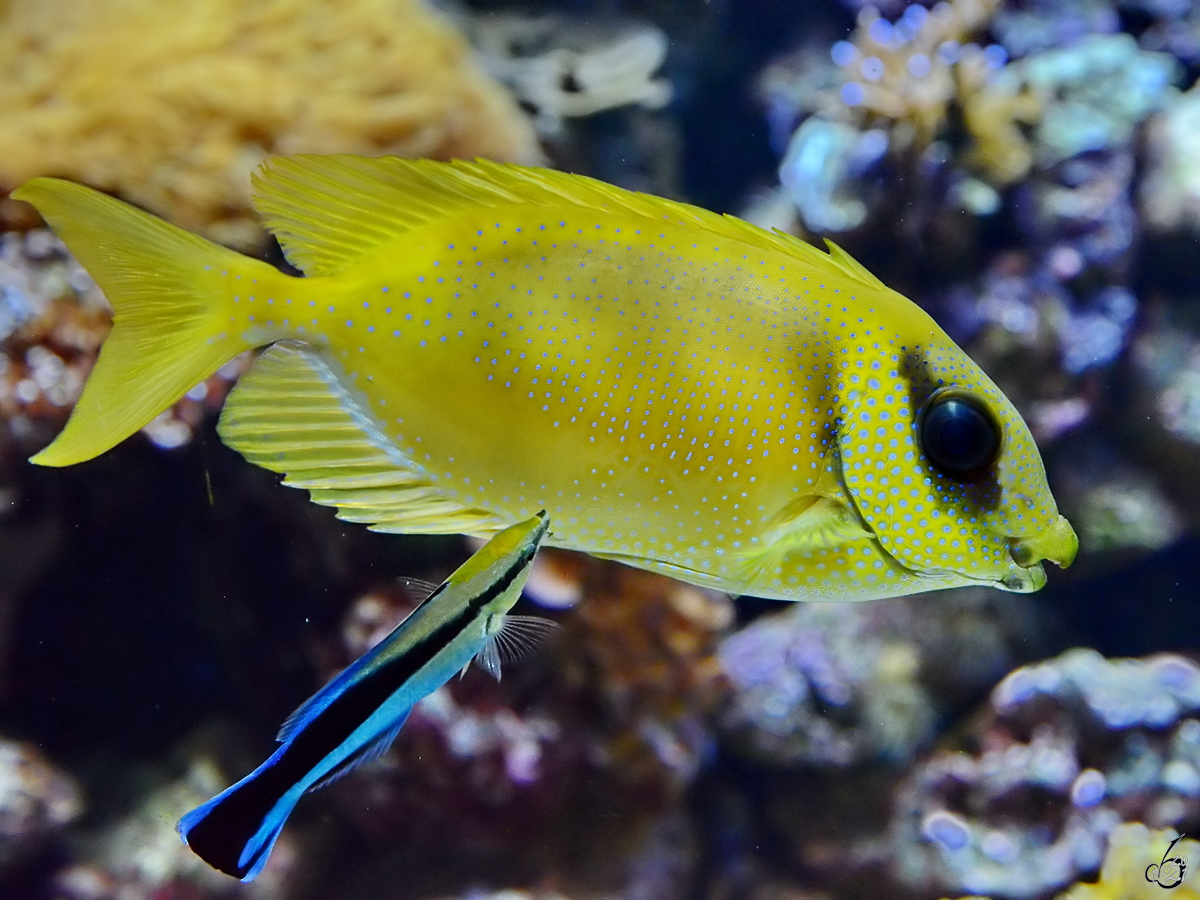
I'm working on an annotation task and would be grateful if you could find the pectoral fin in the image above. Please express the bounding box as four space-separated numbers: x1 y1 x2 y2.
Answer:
475 615 560 681
730 473 875 589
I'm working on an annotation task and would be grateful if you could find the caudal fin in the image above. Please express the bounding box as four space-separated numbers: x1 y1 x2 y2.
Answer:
10 178 284 466
178 750 298 882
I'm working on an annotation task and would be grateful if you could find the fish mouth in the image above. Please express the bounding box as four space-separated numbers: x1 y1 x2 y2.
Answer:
997 514 1079 593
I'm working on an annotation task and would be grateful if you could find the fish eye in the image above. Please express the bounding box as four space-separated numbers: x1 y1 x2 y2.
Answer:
919 393 1001 481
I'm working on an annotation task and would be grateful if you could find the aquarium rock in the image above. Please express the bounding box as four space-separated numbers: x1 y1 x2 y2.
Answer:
891 648 1200 898
718 590 1041 767
1018 34 1180 167
0 738 81 871
1141 83 1200 233
778 117 886 233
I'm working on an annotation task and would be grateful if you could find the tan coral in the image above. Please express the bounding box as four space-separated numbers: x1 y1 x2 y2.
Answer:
1056 823 1200 899
0 0 542 246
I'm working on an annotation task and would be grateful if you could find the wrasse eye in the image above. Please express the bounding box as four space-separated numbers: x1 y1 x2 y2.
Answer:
920 393 1001 481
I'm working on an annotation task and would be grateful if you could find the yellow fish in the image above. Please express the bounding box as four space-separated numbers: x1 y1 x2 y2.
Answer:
13 155 1077 601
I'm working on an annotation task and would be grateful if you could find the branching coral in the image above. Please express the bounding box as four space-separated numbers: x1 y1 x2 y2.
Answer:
0 0 541 246
467 14 672 137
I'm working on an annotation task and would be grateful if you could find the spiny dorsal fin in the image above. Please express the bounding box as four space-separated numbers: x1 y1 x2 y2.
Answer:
251 155 886 288
822 238 889 291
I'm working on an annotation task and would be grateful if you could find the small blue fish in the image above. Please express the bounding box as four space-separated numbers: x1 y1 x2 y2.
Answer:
178 511 553 881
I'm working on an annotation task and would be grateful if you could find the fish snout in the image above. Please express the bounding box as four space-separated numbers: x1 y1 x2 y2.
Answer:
1009 514 1079 570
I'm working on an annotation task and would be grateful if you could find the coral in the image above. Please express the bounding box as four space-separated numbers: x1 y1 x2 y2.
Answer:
889 648 1200 898
50 758 303 898
1018 34 1180 167
717 590 1041 768
466 14 672 137
0 0 541 246
763 0 1038 231
991 0 1121 58
814 1 1005 152
1141 83 1200 234
765 4 1180 234
0 737 81 871
1056 822 1200 898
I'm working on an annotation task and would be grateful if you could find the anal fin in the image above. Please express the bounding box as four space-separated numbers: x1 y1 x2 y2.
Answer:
307 710 411 793
218 342 505 536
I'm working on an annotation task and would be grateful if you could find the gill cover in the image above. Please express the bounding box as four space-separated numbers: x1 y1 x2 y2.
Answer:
835 334 1066 590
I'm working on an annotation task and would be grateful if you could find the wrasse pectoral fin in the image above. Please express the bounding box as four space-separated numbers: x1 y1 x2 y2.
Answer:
475 615 561 681
399 576 443 599
219 341 504 535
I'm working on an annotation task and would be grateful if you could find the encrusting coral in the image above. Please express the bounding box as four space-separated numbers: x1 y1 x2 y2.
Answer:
0 0 542 246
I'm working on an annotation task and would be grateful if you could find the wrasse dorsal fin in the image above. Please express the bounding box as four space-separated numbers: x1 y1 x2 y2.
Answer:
218 341 504 536
251 155 888 288
475 615 560 681
398 577 442 600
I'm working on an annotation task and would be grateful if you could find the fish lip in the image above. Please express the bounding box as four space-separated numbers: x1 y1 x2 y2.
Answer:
997 560 1047 593
994 514 1078 592
1008 514 1079 571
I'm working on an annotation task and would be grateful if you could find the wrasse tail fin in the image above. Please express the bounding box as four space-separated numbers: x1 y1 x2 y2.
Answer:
178 751 297 883
219 341 505 535
11 178 276 467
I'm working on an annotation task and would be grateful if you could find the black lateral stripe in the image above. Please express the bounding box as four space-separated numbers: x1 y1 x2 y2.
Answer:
181 547 534 879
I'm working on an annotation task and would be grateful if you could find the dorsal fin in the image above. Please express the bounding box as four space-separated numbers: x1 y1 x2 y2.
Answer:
218 341 505 536
251 155 886 288
822 238 889 291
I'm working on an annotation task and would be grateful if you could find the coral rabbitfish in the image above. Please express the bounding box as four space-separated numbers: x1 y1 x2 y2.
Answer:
13 155 1077 601
178 510 553 881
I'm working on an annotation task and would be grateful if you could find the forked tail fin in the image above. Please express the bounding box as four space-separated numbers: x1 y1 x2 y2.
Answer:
10 178 286 466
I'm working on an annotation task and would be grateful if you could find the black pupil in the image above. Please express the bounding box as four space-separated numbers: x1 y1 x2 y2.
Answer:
920 396 1000 480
